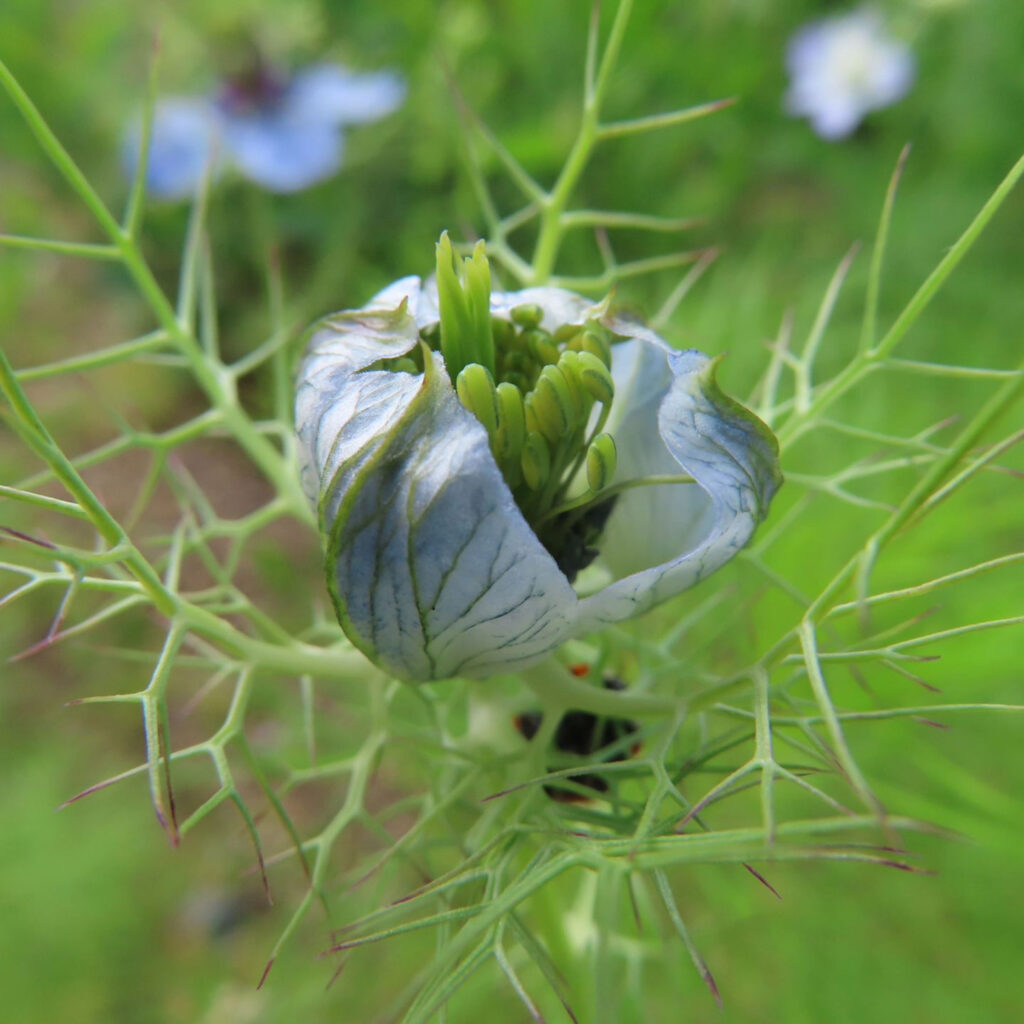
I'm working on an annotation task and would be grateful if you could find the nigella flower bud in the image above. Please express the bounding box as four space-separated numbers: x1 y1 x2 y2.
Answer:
295 246 782 682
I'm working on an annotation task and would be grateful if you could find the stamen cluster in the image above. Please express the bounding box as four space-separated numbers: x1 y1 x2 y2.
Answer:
418 235 622 579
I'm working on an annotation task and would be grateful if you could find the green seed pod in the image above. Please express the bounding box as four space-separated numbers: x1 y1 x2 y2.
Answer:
456 363 499 437
510 303 543 329
521 431 551 490
531 365 576 444
575 350 615 404
581 328 613 367
586 433 617 492
495 382 526 463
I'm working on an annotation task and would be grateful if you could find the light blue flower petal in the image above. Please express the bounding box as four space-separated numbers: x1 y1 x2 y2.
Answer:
784 7 915 141
221 114 343 192
577 319 782 630
122 97 222 201
596 337 718 577
809 99 864 141
285 63 406 126
296 284 577 681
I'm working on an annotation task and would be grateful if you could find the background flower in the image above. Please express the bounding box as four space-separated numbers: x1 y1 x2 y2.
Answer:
122 61 405 197
785 7 915 139
121 97 224 201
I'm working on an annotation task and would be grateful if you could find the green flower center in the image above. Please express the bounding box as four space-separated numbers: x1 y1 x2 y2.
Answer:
433 234 625 580
378 234 693 581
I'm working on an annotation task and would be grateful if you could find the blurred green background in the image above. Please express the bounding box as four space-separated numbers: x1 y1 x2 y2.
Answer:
1 0 1021 1021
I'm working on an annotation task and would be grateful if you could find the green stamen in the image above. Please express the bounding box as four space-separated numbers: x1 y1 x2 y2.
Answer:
455 363 499 437
413 235 637 578
585 433 617 492
436 232 495 379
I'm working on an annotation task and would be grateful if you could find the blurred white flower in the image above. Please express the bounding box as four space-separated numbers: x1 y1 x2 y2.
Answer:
123 62 405 198
785 8 915 140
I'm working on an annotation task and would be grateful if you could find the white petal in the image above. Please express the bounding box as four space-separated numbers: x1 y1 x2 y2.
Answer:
364 275 439 328
597 338 718 577
577 333 782 630
296 298 576 681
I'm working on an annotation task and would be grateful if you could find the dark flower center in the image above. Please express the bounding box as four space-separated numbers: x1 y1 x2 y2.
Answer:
218 64 289 115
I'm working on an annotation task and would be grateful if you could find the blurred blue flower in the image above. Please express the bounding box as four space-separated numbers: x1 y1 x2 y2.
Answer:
123 62 405 198
785 8 914 140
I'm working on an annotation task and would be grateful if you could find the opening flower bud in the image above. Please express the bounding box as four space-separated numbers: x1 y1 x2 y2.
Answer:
296 238 782 681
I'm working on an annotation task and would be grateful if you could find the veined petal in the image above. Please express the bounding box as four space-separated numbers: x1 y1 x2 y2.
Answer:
596 336 718 577
296 295 577 681
578 324 782 629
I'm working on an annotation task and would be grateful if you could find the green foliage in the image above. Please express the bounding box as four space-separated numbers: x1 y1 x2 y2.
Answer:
1 1 1022 1021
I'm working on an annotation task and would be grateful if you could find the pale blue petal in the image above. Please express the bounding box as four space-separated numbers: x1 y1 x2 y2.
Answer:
810 99 864 141
577 316 782 630
286 63 406 126
296 289 577 681
784 8 915 140
122 97 222 201
596 338 718 577
864 45 915 107
221 114 343 192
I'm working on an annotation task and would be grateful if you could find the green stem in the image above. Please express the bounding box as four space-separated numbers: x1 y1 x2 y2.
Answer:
542 473 695 524
777 151 1024 449
0 57 311 523
520 657 680 718
529 0 635 284
0 346 369 680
